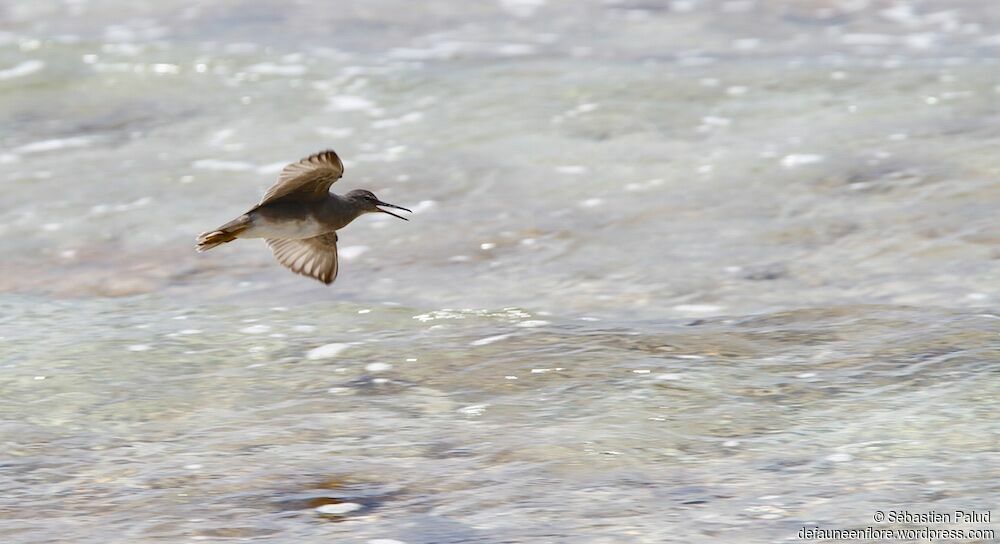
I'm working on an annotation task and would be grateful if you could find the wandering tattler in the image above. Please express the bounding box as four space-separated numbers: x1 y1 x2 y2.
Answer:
196 149 410 284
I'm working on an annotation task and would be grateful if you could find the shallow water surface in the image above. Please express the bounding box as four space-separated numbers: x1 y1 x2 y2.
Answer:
1 1 998 543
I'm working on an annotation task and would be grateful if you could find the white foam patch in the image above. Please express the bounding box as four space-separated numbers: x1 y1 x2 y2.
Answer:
841 33 896 46
498 0 547 17
239 324 271 334
150 63 179 74
700 115 731 127
516 320 549 328
388 42 465 60
780 154 825 168
90 197 152 215
470 334 511 346
224 42 259 54
458 404 488 416
327 95 378 113
256 161 287 175
317 126 355 138
316 503 362 515
555 165 587 175
14 136 93 153
338 245 369 261
496 43 537 56
371 112 424 129
207 128 234 146
192 159 255 171
306 343 349 360
355 145 407 164
409 200 437 214
0 60 44 80
625 179 665 192
672 304 723 314
246 62 307 76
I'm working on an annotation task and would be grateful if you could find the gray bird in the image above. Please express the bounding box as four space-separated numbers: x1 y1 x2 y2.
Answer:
196 149 410 284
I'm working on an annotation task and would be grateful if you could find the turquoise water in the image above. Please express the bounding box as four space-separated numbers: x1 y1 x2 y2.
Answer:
1 1 998 542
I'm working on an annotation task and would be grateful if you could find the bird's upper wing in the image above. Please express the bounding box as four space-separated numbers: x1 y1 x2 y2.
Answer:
259 150 344 205
265 232 339 285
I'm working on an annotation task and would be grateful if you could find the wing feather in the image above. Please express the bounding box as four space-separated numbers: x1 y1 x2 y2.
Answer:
265 232 339 284
259 150 344 205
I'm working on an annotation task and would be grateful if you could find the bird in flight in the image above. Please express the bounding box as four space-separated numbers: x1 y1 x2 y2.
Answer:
196 149 410 284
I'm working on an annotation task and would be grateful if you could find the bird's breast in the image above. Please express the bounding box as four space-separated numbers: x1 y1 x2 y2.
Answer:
243 214 331 240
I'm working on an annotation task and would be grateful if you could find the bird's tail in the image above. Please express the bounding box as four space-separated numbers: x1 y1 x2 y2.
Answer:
196 216 250 252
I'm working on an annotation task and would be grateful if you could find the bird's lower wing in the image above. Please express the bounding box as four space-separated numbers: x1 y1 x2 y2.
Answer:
265 232 339 285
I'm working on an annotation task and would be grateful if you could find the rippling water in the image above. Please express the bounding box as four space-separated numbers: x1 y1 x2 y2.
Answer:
1 1 998 543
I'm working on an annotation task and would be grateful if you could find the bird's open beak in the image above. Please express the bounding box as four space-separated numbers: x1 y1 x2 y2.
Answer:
375 200 411 221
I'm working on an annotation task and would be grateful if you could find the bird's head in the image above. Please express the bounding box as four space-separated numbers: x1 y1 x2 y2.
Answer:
345 189 411 220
